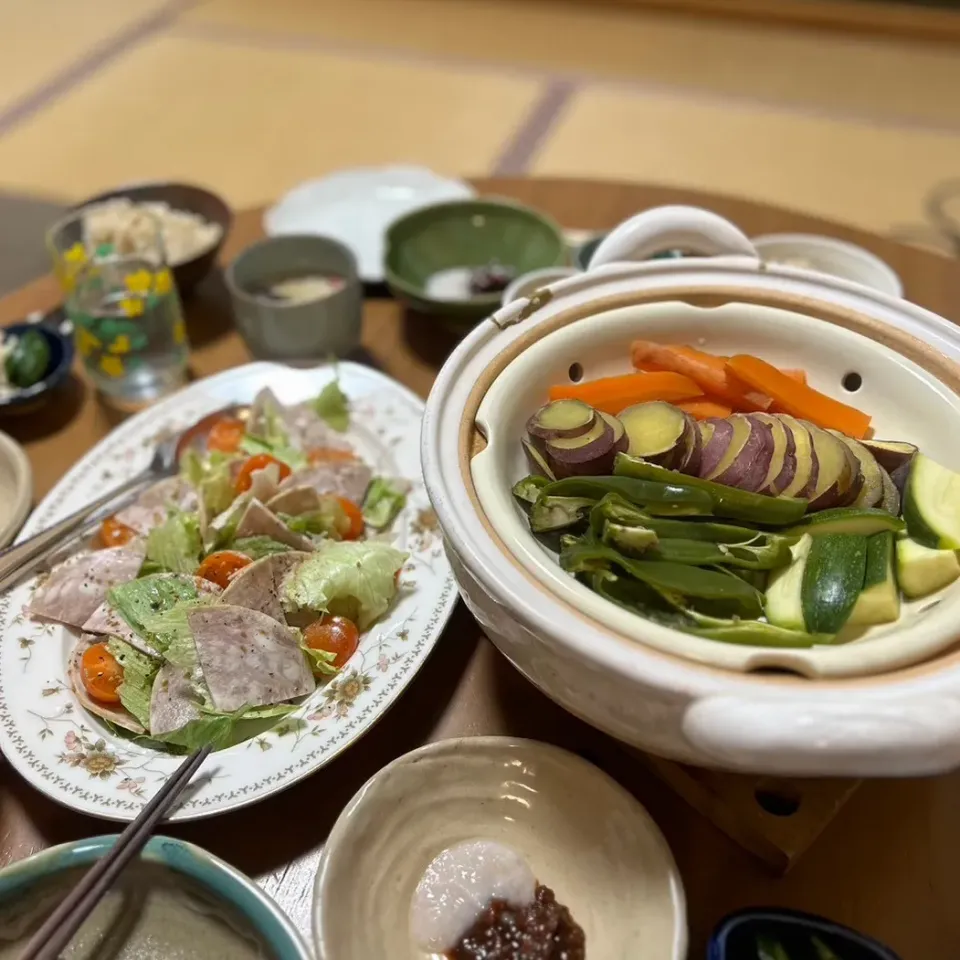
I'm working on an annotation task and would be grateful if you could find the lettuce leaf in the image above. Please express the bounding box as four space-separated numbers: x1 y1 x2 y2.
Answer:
362 477 407 529
239 434 307 471
312 381 349 432
108 574 200 650
146 510 202 574
300 644 339 677
180 449 237 517
106 638 159 729
232 536 293 560
282 540 406 630
279 498 348 539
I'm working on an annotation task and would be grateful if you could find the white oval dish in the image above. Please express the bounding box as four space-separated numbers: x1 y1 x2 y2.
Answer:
0 362 457 821
422 205 960 777
264 167 475 282
312 737 687 960
751 233 903 298
0 429 31 548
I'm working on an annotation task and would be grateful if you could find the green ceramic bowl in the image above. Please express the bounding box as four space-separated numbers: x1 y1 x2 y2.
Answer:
384 199 567 330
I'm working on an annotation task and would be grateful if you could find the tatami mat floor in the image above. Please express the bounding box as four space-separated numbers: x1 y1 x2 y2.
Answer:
1 0 960 259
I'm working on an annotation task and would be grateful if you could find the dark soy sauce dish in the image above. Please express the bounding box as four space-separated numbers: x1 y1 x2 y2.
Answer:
709 908 903 960
0 316 74 413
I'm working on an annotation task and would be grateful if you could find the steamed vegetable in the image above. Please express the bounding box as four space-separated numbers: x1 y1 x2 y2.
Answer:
704 414 773 492
784 507 904 538
861 438 917 474
590 493 759 542
618 402 697 469
725 354 872 438
527 403 628 478
896 536 960 598
676 399 732 420
530 496 596 533
540 475 714 515
630 341 771 410
614 455 807 525
527 399 597 441
830 431 884 508
902 453 960 549
801 533 868 633
848 532 899 626
548 370 702 414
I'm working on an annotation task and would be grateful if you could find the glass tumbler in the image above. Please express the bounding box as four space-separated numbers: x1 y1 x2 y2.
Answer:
47 207 189 406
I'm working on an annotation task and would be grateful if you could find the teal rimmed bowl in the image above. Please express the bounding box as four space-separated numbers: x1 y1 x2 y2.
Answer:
384 198 567 331
0 835 310 960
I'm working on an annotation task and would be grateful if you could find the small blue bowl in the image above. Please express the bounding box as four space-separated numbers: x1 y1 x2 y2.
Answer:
709 908 902 960
0 312 75 413
0 835 311 960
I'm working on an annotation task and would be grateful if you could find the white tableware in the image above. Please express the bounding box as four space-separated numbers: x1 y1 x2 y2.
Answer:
0 430 31 548
751 233 903 298
500 266 579 307
264 167 475 282
313 737 686 960
0 362 457 821
422 204 960 778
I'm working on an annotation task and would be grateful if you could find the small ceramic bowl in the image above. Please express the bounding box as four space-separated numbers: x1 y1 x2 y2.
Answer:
384 199 568 329
709 908 903 960
0 315 75 415
0 429 31 547
752 234 903 298
0 834 311 959
76 181 232 296
226 235 363 362
501 266 580 306
313 737 686 960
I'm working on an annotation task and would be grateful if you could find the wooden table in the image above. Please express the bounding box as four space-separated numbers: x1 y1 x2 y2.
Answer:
2 177 959 957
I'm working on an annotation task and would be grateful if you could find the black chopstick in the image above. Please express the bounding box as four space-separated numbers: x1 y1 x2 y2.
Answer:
18 744 211 960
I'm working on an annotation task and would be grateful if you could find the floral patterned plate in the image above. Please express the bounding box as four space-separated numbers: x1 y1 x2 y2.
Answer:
0 362 457 821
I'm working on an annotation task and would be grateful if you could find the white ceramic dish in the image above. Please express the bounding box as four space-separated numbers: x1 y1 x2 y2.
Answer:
0 430 31 548
501 266 579 307
312 737 687 960
752 233 903 298
264 167 475 282
0 362 457 821
422 205 960 778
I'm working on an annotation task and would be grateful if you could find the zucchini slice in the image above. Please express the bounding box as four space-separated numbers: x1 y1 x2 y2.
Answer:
765 533 813 631
896 536 960 599
848 532 900 626
801 533 868 634
784 506 904 539
903 453 960 549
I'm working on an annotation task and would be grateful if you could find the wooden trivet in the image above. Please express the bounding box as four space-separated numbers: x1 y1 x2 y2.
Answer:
637 752 861 874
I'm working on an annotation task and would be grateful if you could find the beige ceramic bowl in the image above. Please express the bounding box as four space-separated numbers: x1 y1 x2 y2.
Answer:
0 430 31 548
312 737 686 960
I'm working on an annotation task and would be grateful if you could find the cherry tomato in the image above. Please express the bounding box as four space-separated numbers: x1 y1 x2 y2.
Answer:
196 550 252 589
99 516 137 548
207 416 246 453
235 454 291 494
303 616 360 671
308 447 358 465
81 643 124 704
337 497 364 540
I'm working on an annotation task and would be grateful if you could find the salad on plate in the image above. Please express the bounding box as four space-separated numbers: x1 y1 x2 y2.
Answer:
27 381 410 752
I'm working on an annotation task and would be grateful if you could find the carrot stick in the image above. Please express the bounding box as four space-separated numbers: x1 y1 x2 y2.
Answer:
549 371 702 415
726 355 871 438
783 369 808 385
630 341 771 411
677 399 733 420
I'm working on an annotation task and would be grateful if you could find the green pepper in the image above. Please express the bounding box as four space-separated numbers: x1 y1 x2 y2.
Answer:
529 496 595 533
692 620 830 648
542 476 713 516
562 541 764 617
614 454 808 525
5 328 50 389
601 521 658 555
591 493 761 542
512 474 550 506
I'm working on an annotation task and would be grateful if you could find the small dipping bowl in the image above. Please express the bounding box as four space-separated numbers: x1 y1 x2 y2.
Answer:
0 315 75 415
708 908 903 960
226 235 362 362
752 233 903 298
0 834 311 960
313 737 686 959
501 266 579 306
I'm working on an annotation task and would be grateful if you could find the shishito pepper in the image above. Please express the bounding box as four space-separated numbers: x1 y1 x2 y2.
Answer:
542 475 713 516
614 454 808 525
592 493 760 543
562 541 764 617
